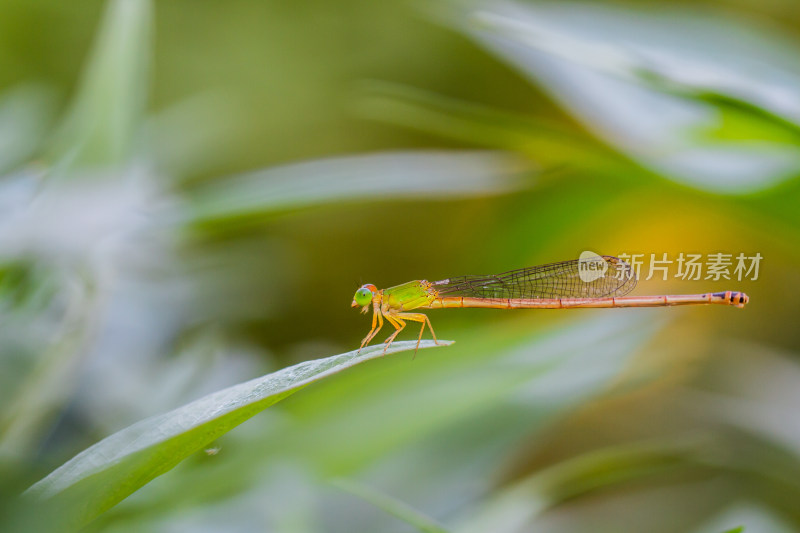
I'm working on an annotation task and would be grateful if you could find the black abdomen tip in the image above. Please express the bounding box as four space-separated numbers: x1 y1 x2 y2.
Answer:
731 291 749 307
712 291 749 307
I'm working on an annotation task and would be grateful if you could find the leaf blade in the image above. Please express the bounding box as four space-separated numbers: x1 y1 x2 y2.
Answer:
25 340 452 530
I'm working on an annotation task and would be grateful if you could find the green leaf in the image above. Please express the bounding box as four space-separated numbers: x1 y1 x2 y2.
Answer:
451 1 800 194
45 0 151 170
184 150 535 225
24 340 452 531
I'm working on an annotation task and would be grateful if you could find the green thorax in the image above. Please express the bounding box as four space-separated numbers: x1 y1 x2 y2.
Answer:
383 280 434 311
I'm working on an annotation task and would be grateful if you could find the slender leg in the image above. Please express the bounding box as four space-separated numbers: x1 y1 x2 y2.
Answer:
394 312 441 358
359 304 384 353
382 315 406 354
363 309 384 346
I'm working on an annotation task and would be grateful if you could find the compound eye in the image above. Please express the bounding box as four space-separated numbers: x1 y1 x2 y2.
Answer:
354 287 373 306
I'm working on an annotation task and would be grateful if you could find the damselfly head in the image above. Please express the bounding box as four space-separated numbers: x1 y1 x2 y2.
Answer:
352 284 377 312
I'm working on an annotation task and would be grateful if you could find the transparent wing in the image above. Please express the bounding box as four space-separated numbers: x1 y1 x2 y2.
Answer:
432 256 636 300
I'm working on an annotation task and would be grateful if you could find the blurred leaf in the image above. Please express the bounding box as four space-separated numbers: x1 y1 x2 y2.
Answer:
0 272 97 462
453 439 700 533
355 81 619 171
333 478 450 533
24 340 451 531
696 350 800 457
185 150 535 225
45 0 151 170
691 501 796 533
0 84 55 173
450 1 800 193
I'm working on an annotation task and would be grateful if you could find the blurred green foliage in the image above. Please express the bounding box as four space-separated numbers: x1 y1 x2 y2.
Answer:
1 0 799 532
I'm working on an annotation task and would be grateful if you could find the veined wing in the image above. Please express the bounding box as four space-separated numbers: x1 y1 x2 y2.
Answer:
432 256 637 300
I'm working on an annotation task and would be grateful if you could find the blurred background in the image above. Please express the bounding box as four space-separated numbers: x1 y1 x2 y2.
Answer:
1 0 799 531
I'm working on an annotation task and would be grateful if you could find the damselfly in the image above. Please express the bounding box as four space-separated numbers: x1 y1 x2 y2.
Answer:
350 255 749 354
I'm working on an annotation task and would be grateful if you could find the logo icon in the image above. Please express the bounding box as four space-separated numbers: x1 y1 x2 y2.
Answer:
578 250 608 282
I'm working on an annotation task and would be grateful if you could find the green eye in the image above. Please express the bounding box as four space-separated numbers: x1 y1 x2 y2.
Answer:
354 287 373 306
